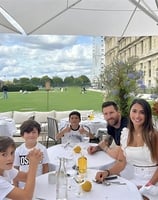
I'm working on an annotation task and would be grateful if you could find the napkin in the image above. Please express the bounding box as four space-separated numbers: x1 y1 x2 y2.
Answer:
139 184 158 200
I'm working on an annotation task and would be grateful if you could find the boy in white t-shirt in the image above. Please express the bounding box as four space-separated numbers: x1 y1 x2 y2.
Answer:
56 111 94 144
14 119 49 188
0 136 43 200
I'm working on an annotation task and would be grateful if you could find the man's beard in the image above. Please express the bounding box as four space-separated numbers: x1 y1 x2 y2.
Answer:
108 118 119 127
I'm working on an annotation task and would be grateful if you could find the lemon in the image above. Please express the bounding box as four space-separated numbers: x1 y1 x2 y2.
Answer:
81 180 92 192
73 146 81 153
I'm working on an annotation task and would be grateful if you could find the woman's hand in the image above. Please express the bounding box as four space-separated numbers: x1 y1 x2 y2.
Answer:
95 171 109 183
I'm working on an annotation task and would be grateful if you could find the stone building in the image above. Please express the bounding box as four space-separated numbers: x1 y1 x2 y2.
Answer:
105 36 158 88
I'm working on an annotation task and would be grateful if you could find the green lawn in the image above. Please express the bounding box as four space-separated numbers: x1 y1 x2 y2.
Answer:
0 87 104 112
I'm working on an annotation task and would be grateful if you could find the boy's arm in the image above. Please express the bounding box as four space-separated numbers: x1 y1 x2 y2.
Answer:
42 163 49 174
56 125 70 140
7 149 43 200
13 166 20 187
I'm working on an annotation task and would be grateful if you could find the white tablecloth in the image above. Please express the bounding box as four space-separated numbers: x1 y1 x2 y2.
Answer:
59 117 107 135
33 170 143 200
0 118 16 137
47 143 115 170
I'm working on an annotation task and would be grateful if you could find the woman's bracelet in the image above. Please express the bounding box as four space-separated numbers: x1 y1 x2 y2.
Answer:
105 169 110 177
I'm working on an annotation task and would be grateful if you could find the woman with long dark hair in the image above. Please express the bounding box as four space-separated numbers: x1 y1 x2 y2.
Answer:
95 99 158 200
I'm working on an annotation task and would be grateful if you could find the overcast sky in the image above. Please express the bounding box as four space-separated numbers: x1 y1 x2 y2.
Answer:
0 34 93 81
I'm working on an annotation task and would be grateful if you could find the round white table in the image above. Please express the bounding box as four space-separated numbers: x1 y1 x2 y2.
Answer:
0 118 16 137
59 117 107 135
47 143 115 170
33 170 143 200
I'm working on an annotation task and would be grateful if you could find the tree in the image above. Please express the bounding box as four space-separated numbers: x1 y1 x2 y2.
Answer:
52 76 63 87
13 78 20 84
64 76 75 86
101 56 142 117
30 77 41 86
40 75 51 87
78 75 91 86
19 77 30 85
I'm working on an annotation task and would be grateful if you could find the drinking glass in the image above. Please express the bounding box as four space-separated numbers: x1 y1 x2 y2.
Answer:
73 173 84 197
83 136 89 144
82 135 89 150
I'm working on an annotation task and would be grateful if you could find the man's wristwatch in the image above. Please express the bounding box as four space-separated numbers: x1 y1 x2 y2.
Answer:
103 146 109 152
96 145 102 151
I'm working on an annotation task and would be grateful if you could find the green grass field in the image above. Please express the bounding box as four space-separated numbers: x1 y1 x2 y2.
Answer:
0 87 104 112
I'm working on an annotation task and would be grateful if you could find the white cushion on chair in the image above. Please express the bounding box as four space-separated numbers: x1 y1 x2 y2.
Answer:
13 111 35 124
55 111 72 121
0 111 13 118
35 111 56 123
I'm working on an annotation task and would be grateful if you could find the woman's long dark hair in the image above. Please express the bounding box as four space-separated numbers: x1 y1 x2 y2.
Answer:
128 98 158 162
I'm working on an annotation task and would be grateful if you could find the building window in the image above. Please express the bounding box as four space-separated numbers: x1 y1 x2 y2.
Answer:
148 61 151 77
134 45 137 56
149 36 152 50
156 68 158 77
129 48 131 57
141 41 144 54
143 70 145 76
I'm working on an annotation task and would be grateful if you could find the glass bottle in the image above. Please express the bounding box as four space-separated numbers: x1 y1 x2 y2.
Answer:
78 154 87 174
56 157 68 200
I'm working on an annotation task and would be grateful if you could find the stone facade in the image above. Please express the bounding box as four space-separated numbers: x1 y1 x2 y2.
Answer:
105 36 158 88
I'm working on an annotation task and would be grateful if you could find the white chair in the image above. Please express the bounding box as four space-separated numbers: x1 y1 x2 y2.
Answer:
46 117 59 148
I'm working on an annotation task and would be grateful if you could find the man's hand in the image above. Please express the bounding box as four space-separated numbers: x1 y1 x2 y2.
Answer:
98 140 109 150
87 145 98 154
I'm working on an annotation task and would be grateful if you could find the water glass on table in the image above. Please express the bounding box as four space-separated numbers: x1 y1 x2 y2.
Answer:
73 173 85 197
82 134 89 149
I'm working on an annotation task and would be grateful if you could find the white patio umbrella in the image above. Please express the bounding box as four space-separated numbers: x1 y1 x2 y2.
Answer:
0 9 23 34
0 0 158 36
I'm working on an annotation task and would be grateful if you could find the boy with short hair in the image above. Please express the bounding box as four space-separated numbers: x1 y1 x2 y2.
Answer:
0 136 43 200
56 111 94 143
14 119 49 188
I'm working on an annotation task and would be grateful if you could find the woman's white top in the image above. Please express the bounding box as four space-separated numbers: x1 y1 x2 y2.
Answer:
121 127 156 166
120 128 158 200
